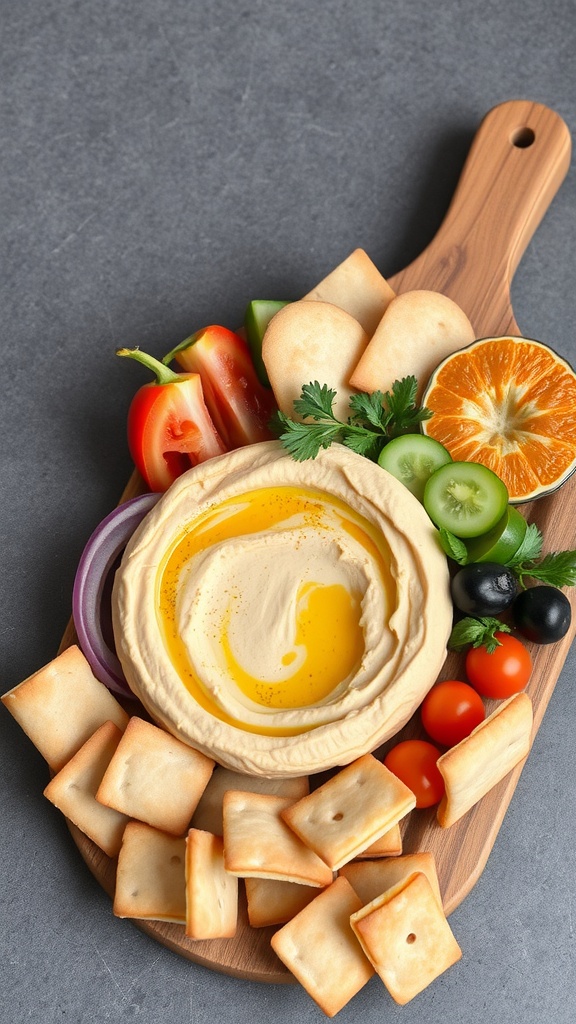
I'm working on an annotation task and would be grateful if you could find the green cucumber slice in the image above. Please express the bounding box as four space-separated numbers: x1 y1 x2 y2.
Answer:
244 300 289 387
464 505 528 563
423 461 509 538
377 434 452 501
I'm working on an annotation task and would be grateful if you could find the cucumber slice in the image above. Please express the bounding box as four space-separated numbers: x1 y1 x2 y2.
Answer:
464 505 527 563
244 300 289 387
423 461 509 538
377 434 452 501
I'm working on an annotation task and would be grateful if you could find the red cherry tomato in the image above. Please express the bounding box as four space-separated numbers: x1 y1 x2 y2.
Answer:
465 632 532 698
421 679 486 747
384 739 444 808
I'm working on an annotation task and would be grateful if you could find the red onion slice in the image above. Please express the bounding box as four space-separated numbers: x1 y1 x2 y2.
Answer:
72 492 161 697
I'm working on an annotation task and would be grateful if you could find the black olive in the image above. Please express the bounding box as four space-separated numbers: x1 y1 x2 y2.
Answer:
450 562 518 616
512 586 572 644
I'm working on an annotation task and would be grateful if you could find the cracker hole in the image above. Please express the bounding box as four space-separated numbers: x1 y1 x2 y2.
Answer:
406 932 417 944
170 855 182 866
333 812 344 821
511 126 535 148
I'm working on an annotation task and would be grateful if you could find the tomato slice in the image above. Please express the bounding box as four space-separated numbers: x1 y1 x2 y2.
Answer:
168 326 278 448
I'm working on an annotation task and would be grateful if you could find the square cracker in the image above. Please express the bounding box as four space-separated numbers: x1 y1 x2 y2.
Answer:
354 822 402 859
113 821 186 923
281 754 416 870
43 720 130 858
436 692 533 829
271 876 375 1017
185 829 238 939
1 645 129 772
340 851 442 909
244 876 319 929
96 716 214 836
191 765 309 836
350 871 461 1005
222 791 333 888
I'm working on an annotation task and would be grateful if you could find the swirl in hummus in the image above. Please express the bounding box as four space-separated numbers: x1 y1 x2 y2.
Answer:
112 441 452 777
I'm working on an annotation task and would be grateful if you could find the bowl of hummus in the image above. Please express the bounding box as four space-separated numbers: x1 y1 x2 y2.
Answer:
112 441 452 777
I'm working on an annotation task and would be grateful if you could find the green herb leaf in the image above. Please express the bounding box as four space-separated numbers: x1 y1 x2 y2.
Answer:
341 430 385 461
277 377 432 462
503 520 576 588
520 549 576 588
505 523 543 567
438 528 469 565
383 376 433 436
448 616 511 654
385 376 419 417
348 390 389 430
275 412 342 461
293 381 339 422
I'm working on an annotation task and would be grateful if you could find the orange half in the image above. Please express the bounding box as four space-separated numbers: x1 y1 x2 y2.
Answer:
421 336 576 503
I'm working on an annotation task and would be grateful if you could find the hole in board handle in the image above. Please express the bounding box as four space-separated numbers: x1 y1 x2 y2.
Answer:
511 126 536 148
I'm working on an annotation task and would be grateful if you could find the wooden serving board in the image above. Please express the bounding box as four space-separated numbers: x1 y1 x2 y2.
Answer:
59 99 574 983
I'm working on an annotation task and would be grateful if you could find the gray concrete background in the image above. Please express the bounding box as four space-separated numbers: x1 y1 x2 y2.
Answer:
2 1 576 1021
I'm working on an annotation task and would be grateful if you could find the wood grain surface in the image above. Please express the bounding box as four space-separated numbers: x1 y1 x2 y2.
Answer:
61 99 574 983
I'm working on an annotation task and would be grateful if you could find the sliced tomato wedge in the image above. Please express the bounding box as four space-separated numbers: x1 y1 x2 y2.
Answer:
127 369 227 490
165 326 278 448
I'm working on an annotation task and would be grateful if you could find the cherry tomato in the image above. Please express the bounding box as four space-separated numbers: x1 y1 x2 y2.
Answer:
421 680 485 747
465 632 532 698
384 739 444 808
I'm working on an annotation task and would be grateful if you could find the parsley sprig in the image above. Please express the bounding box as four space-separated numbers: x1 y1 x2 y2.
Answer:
448 616 512 655
275 377 432 462
440 521 576 590
505 525 576 587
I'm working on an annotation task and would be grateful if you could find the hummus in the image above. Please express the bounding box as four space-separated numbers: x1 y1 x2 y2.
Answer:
112 441 452 777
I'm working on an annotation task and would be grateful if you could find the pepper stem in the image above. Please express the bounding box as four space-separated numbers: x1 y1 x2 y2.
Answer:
162 332 198 367
116 347 182 385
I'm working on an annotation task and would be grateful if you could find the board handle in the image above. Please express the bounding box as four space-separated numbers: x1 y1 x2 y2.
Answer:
391 100 572 334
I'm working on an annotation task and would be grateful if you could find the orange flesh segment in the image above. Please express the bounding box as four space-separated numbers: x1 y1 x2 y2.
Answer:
423 338 576 501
